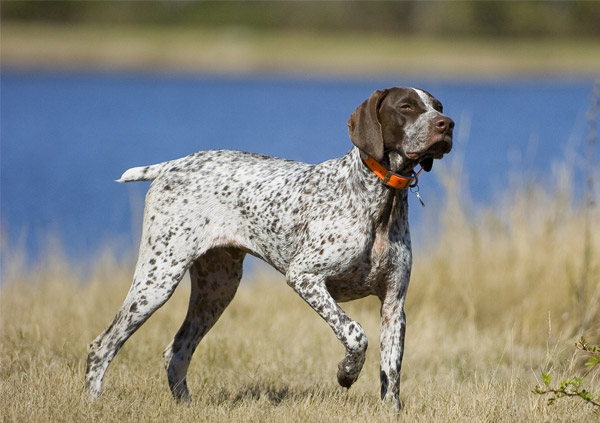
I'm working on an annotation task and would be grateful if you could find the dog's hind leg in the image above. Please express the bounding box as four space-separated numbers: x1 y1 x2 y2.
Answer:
84 223 198 397
162 247 245 400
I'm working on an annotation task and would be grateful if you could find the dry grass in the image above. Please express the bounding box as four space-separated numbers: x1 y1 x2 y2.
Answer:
1 169 599 422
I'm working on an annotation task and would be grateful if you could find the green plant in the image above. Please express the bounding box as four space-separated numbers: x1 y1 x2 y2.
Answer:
534 337 600 413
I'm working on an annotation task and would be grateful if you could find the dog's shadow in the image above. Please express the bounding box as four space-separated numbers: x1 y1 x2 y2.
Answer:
203 383 376 408
231 384 292 405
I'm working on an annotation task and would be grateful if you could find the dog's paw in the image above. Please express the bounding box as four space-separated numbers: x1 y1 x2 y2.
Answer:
336 354 363 388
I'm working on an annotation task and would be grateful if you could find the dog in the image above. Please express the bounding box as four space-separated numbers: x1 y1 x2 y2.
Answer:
85 87 454 410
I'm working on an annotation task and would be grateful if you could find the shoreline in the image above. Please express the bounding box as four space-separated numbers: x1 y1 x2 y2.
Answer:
2 23 600 80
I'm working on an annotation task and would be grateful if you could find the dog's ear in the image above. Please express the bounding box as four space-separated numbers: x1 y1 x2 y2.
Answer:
347 89 388 161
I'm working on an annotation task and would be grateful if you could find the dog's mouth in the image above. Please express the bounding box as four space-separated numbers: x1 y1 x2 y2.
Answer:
406 137 452 172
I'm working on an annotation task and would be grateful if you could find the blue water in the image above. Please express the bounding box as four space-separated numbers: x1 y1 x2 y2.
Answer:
1 71 595 265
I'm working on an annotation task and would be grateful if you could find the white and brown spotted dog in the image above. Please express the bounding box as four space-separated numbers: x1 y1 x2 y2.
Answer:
85 87 453 410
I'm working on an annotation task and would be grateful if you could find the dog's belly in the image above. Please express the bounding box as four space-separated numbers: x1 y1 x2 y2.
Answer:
325 278 374 302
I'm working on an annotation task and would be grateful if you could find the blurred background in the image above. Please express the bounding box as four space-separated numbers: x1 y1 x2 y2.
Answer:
1 1 599 267
3 1 600 76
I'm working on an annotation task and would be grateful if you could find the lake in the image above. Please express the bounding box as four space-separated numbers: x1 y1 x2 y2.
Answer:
1 71 595 265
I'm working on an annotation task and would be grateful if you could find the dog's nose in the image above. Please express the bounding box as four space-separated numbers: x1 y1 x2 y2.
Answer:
435 116 454 134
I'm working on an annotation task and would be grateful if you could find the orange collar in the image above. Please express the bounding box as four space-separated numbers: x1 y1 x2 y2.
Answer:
360 152 423 189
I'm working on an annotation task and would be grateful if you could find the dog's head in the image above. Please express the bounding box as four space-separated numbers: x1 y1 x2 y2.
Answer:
348 87 454 174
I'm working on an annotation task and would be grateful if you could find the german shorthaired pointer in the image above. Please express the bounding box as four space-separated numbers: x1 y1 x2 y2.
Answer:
85 87 453 410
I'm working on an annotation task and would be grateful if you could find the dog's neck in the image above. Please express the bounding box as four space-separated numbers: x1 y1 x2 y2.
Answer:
342 147 409 229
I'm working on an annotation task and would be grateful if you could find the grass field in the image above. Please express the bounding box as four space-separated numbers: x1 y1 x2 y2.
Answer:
2 161 599 421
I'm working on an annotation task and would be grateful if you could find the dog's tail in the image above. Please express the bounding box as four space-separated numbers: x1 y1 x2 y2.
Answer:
116 162 167 183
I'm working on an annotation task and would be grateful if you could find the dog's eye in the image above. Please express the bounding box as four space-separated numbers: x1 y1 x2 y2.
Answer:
399 104 413 111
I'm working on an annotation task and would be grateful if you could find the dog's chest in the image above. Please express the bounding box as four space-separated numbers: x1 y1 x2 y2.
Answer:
318 215 411 302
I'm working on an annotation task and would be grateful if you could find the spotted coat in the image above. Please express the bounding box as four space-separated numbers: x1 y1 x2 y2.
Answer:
84 87 454 410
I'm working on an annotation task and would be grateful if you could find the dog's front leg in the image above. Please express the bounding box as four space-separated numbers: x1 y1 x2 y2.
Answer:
286 268 368 389
379 284 408 411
